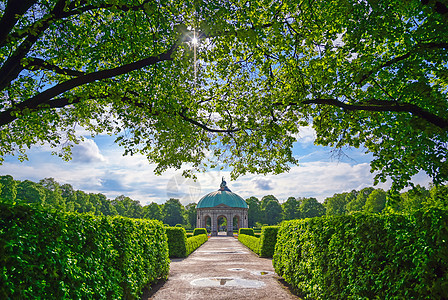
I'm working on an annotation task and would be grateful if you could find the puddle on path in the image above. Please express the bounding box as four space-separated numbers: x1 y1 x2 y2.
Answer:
190 277 265 288
227 268 245 271
251 270 274 276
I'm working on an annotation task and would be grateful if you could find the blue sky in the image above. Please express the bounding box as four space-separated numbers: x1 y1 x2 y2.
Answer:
0 126 431 206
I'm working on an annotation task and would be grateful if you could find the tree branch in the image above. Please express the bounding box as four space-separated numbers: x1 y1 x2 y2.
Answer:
0 44 178 127
356 42 448 85
0 0 70 91
0 0 37 46
23 57 85 76
302 98 448 129
178 110 241 133
0 0 156 91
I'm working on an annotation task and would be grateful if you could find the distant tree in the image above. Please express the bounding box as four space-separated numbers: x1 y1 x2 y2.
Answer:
264 200 282 225
324 193 350 216
347 187 375 213
300 197 325 219
185 203 197 228
282 197 301 220
363 189 387 213
260 195 279 224
163 198 185 226
60 183 77 212
17 180 46 205
39 178 65 210
143 202 163 221
399 185 430 212
246 196 261 228
112 195 143 218
0 175 17 203
260 195 278 210
89 193 116 216
76 190 95 214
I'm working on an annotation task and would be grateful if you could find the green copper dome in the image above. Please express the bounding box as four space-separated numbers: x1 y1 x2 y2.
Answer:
197 178 248 209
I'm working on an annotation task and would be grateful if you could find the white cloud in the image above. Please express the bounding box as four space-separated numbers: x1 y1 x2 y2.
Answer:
253 178 274 191
72 139 106 163
295 126 316 145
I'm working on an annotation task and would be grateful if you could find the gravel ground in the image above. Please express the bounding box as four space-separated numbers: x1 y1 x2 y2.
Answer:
142 235 300 300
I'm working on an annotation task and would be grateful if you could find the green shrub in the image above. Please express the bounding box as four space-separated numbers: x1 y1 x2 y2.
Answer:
238 234 260 254
0 203 169 299
165 227 187 258
273 208 448 299
259 226 279 258
175 224 183 227
193 228 207 236
238 228 254 236
186 234 208 256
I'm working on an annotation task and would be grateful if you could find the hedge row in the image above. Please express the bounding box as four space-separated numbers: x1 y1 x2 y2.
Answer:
165 227 187 258
258 226 279 257
238 228 254 236
165 227 207 258
238 233 260 254
193 228 207 236
273 208 448 299
238 226 279 258
186 234 208 256
0 203 169 299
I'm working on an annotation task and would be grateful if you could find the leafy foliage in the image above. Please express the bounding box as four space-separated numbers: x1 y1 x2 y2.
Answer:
0 202 169 299
273 208 448 299
0 0 446 189
163 199 185 226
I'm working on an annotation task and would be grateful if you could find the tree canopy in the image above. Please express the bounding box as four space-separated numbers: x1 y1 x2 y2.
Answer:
1 0 447 190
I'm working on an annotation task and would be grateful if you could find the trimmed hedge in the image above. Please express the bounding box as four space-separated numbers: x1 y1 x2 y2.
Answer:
0 203 169 299
186 234 208 256
273 208 448 299
166 227 208 257
259 226 279 257
165 227 187 258
193 228 207 236
238 226 279 258
238 228 254 236
238 234 260 254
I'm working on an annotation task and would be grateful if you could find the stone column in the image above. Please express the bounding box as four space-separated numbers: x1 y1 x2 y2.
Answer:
197 210 201 228
211 212 217 236
243 210 248 228
227 213 233 236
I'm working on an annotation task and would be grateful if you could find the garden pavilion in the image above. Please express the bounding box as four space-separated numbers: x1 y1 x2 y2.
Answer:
196 178 248 236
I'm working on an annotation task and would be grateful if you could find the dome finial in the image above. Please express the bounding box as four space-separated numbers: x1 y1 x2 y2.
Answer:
219 177 231 191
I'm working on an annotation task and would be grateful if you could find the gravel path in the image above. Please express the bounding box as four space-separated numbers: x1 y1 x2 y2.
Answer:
143 235 300 300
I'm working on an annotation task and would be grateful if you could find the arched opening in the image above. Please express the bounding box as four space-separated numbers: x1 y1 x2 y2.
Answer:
217 215 227 234
204 215 211 233
233 215 240 232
